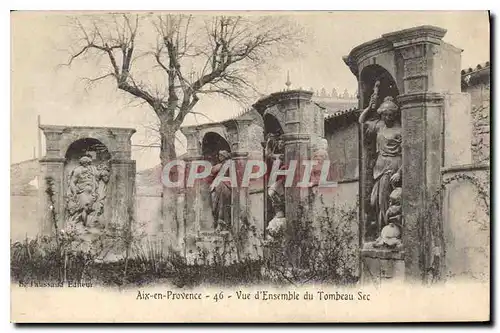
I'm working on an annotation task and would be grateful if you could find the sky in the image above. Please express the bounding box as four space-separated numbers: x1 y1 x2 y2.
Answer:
11 11 490 170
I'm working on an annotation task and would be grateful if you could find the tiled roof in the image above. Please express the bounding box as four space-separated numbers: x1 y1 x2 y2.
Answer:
324 107 359 121
461 61 490 75
461 61 490 88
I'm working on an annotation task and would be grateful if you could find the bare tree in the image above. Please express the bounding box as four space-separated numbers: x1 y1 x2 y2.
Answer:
66 13 303 166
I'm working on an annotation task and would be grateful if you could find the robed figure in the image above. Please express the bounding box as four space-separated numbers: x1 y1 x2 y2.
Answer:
359 87 402 234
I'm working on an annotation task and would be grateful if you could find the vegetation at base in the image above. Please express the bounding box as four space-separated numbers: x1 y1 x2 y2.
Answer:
12 177 359 287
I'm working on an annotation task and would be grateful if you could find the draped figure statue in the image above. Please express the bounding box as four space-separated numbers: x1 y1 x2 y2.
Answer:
209 150 232 231
66 156 98 226
359 84 402 235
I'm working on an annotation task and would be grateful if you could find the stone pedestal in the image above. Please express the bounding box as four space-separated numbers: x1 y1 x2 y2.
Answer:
361 248 405 285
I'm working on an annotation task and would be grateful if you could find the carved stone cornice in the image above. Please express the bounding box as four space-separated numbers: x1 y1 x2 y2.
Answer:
382 25 447 49
252 90 313 114
109 159 136 165
183 155 204 162
282 133 311 142
343 25 447 77
39 157 66 163
343 37 393 76
231 151 249 159
39 124 136 136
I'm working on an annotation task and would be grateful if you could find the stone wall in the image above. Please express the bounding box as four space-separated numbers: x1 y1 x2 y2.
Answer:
324 119 359 181
441 166 490 282
462 70 490 164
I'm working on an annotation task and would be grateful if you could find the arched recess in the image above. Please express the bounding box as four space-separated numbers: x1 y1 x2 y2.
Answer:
358 64 400 242
263 105 286 135
63 138 112 223
202 132 231 165
360 64 399 109
65 138 111 162
264 113 284 137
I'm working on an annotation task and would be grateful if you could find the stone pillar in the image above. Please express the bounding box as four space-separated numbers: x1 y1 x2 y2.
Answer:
180 128 202 257
38 127 65 236
397 93 444 281
280 91 315 220
278 91 315 266
225 117 264 259
109 159 136 227
38 157 65 235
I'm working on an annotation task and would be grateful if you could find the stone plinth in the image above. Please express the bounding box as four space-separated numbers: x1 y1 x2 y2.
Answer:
361 248 405 285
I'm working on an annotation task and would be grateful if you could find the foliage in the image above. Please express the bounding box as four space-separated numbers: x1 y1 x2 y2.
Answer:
14 179 359 287
424 170 490 283
65 14 305 163
262 197 359 286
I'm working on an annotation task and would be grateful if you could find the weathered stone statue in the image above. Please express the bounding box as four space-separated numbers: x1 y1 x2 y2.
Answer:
209 150 232 231
266 153 286 240
373 187 403 249
66 156 98 226
88 164 110 225
359 85 402 235
264 132 285 158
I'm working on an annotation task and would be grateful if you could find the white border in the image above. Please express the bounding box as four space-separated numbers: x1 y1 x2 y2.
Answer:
3 2 498 331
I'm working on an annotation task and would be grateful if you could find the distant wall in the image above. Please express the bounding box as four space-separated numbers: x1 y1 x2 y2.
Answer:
325 119 359 181
11 195 39 242
135 195 162 235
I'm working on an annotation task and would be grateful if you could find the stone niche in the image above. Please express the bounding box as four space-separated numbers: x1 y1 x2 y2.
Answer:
179 109 265 262
344 25 470 284
253 89 327 265
38 125 136 236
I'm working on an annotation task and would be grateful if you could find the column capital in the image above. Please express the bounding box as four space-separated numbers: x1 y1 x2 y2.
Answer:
39 157 66 163
109 159 136 165
397 92 444 110
183 155 204 162
231 151 249 159
282 133 311 142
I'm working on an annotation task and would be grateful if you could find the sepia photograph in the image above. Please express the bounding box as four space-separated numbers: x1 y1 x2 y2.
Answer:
10 10 491 323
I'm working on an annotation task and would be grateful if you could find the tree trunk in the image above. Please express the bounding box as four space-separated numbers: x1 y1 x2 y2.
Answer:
160 123 177 166
159 119 181 249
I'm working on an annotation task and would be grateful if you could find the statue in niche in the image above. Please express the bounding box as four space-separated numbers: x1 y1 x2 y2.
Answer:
359 81 402 237
373 187 402 248
66 155 110 227
264 132 285 158
66 155 98 226
209 150 232 231
88 164 110 226
263 133 286 239
266 153 286 240
268 153 285 219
